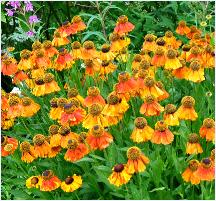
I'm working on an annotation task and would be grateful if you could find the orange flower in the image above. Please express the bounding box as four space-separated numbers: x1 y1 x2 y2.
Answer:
60 99 86 126
163 31 181 49
140 94 164 116
13 71 28 84
151 47 166 67
185 60 205 83
186 133 203 155
33 49 51 69
43 40 58 57
114 15 134 36
195 158 215 181
1 136 18 157
186 25 202 39
139 60 155 78
82 103 108 129
49 98 67 120
182 159 200 185
83 87 105 107
116 47 129 63
126 146 150 174
58 126 79 148
164 49 182 70
58 21 76 37
84 59 100 76
163 104 179 126
187 46 202 62
199 118 215 142
48 125 61 147
7 94 22 118
67 87 84 105
108 164 132 187
155 81 169 101
52 30 70 47
114 72 137 101
130 117 154 143
1 112 15 130
109 33 130 52
172 58 188 79
82 41 98 60
49 146 62 158
210 149 215 163
20 97 40 117
142 34 157 52
132 54 142 70
201 45 214 68
18 49 33 71
44 73 61 94
180 44 191 60
151 121 174 145
139 49 152 62
61 174 82 193
54 48 74 71
98 60 117 79
64 139 89 162
86 125 113 150
71 41 83 60
176 96 198 121
71 15 86 33
20 141 37 163
176 20 190 35
1 55 18 76
32 76 46 96
100 44 115 61
40 170 61 191
33 134 51 158
139 77 164 99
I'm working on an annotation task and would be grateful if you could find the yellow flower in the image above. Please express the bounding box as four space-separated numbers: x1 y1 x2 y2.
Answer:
206 15 212 20
26 176 42 189
61 174 82 192
200 21 207 27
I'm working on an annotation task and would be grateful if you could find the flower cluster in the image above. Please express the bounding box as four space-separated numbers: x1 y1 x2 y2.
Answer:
1 15 215 192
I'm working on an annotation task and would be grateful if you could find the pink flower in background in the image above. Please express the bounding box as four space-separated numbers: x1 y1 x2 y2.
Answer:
5 9 14 16
28 15 39 24
6 1 21 10
26 30 35 37
24 1 34 12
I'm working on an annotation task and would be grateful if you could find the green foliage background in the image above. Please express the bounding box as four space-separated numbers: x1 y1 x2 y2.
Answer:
1 1 215 200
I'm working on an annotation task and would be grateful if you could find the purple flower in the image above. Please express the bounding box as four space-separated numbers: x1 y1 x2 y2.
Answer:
24 2 34 12
28 15 39 24
5 8 14 17
26 30 35 37
6 1 21 10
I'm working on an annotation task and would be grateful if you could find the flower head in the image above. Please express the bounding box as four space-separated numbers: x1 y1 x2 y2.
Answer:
29 15 39 24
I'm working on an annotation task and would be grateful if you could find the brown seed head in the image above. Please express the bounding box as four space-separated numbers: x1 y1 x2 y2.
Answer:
33 134 46 146
188 133 199 143
134 117 147 129
155 121 168 131
181 96 195 108
127 146 141 160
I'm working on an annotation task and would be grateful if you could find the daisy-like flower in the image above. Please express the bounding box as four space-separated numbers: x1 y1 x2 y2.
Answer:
186 133 203 155
139 49 151 62
64 139 89 162
98 60 117 79
108 164 132 187
142 34 157 52
172 58 188 79
83 87 105 107
201 45 214 68
44 73 61 94
187 25 202 39
186 60 205 83
33 49 51 69
132 54 142 70
151 47 166 67
116 47 129 63
18 49 33 71
163 31 181 49
58 21 76 37
114 72 137 101
200 21 207 27
86 125 113 150
20 141 37 163
49 98 67 120
20 97 40 117
54 48 74 71
114 15 134 36
1 55 18 76
140 94 164 116
71 15 86 33
176 20 190 35
163 104 179 126
52 30 70 47
82 103 108 129
61 174 82 192
206 15 212 20
180 44 191 61
13 70 28 85
199 118 215 142
33 134 51 158
176 96 198 121
139 76 164 100
109 32 130 52
100 44 115 61
43 40 58 57
1 136 18 157
7 94 22 118
126 146 150 174
71 41 83 60
60 99 86 126
195 158 215 181
49 125 61 148
164 49 182 70
67 87 84 105
26 176 42 189
82 41 98 60
130 117 154 143
151 121 174 145
182 159 200 185
155 81 169 101
187 46 202 62
139 60 155 78
32 76 46 96
84 59 100 76
1 111 15 130
40 170 61 191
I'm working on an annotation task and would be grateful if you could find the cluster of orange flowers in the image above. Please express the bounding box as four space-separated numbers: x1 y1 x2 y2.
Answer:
1 15 215 190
